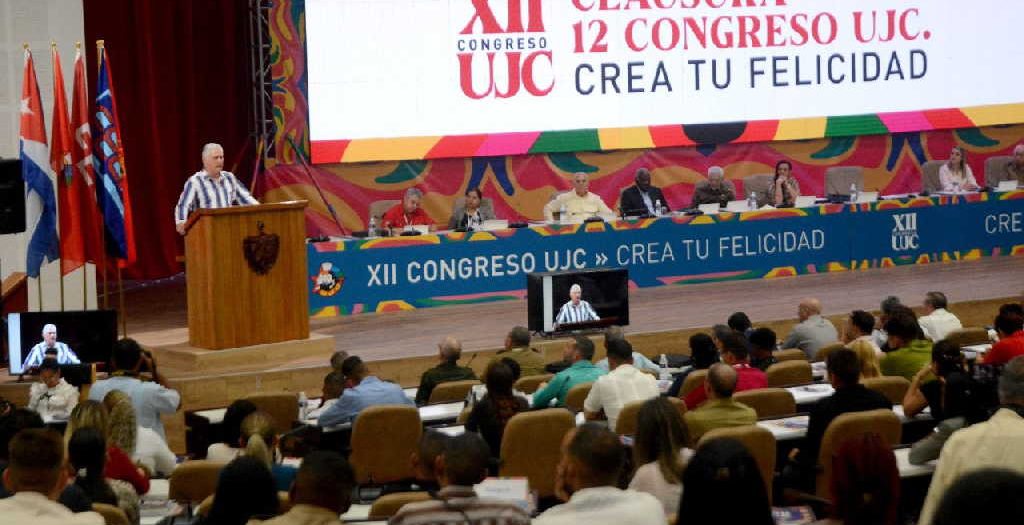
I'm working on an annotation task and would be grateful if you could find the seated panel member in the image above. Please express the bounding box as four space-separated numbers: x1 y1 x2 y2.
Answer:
690 166 736 208
447 187 495 231
938 146 979 192
620 168 668 217
767 160 801 208
382 187 435 232
22 324 80 370
555 284 600 329
175 143 259 235
1004 144 1024 185
543 172 615 223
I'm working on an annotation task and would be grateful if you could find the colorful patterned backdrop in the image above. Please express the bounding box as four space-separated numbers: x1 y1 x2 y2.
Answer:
263 0 1024 236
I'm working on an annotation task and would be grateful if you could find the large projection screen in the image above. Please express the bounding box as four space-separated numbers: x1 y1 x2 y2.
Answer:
307 0 1023 164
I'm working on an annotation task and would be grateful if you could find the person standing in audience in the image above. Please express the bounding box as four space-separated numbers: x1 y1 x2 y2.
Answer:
931 468 1024 525
918 292 963 342
583 339 660 431
939 146 979 192
667 333 719 398
27 359 78 421
0 429 103 525
198 456 279 525
984 310 1024 365
676 438 774 525
88 338 180 441
490 326 546 377
748 328 778 371
103 390 176 477
206 399 258 461
783 298 839 359
620 167 669 217
811 433 900 525
65 401 149 496
251 451 355 525
317 356 414 427
533 336 605 408
683 332 766 409
880 309 933 380
595 327 660 375
307 371 346 420
690 166 736 208
768 160 801 208
535 424 664 525
381 187 434 233
920 356 1024 524
466 361 529 460
683 363 757 442
390 433 530 525
415 336 477 405
1003 144 1024 186
629 397 692 516
543 172 616 223
67 428 140 524
447 187 496 231
786 349 891 491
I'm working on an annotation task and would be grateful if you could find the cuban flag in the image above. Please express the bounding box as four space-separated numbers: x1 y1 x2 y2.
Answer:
20 47 60 278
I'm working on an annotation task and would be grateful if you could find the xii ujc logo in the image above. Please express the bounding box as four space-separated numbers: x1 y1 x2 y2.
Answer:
891 212 919 252
458 0 553 99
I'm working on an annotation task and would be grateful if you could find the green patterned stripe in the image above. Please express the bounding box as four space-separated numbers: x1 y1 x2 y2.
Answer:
530 129 600 154
825 115 888 137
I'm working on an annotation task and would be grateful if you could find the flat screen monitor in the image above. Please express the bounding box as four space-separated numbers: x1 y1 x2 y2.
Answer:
527 269 629 334
6 310 118 375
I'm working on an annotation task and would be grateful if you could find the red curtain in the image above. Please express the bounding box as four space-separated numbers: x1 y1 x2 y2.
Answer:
83 0 253 279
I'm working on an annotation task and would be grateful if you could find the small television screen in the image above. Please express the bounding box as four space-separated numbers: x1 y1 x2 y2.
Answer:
6 310 118 375
527 269 629 334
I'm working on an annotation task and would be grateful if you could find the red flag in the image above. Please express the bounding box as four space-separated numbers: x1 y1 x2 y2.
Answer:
70 43 103 268
50 44 81 275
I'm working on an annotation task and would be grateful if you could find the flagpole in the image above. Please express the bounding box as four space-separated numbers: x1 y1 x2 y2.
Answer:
52 41 67 312
117 266 126 336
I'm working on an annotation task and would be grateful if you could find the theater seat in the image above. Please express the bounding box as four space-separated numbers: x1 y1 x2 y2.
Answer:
943 327 990 347
733 388 796 419
773 348 808 362
766 361 813 388
824 166 865 195
814 342 845 363
861 376 910 404
169 460 223 514
514 374 553 394
350 405 422 485
615 400 643 435
742 173 774 206
369 491 432 519
816 409 901 497
984 155 1013 187
698 424 776 503
564 382 594 413
427 379 481 404
92 503 130 525
369 199 400 224
921 160 945 193
244 392 299 434
500 408 575 498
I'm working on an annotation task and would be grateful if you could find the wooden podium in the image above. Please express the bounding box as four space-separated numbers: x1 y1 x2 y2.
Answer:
183 201 309 349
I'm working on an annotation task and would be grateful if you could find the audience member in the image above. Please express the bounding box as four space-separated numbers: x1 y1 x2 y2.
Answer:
65 401 149 495
676 438 774 525
0 409 46 500
329 351 349 373
88 338 180 441
542 172 615 223
710 324 733 351
404 430 447 494
782 298 839 359
206 399 258 461
727 311 753 339
390 433 530 525
873 295 903 349
683 363 757 442
317 356 414 427
251 451 355 525
919 356 1024 524
748 328 778 371
197 456 280 525
683 332 767 409
534 424 664 525
0 429 103 524
984 310 1024 365
534 336 605 408
931 468 1024 525
415 336 478 405
491 326 545 377
629 397 692 516
812 432 900 525
595 327 659 374
844 310 883 379
880 309 933 380
583 339 660 430
666 333 719 397
467 361 529 458
918 291 963 342
239 411 297 492
307 371 346 420
103 390 176 477
67 427 140 524
27 359 78 421
787 349 890 491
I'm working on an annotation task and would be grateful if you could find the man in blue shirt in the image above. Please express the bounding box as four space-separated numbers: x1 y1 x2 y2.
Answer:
533 336 606 408
318 356 414 427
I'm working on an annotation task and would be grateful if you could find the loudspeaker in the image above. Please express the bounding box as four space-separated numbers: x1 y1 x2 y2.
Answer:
0 159 26 234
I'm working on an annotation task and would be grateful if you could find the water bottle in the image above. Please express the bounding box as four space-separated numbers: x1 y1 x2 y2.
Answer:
952 181 961 194
298 391 308 420
654 199 663 217
659 354 670 380
559 203 568 223
850 183 859 204
747 191 757 211
367 216 377 238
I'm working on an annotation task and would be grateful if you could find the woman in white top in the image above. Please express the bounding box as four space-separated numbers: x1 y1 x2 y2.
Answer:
628 397 693 517
938 146 979 192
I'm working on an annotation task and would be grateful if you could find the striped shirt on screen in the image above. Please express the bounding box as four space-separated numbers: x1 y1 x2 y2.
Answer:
555 300 600 325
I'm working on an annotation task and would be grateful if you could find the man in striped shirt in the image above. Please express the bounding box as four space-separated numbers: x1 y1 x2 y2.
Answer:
175 143 259 234
555 284 600 329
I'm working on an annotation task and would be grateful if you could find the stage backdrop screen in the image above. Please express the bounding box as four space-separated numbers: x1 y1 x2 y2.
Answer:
306 0 1024 163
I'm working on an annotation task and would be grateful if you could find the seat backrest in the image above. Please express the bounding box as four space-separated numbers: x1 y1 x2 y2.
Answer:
369 491 432 519
824 166 865 195
698 424 777 503
92 503 130 525
680 369 708 398
732 388 797 419
500 408 576 498
742 174 774 204
814 342 846 363
943 327 990 347
514 374 553 394
984 155 1013 187
861 376 910 404
565 382 594 413
614 400 644 435
428 379 482 404
765 360 813 388
816 409 901 497
350 405 423 484
198 491 291 518
369 199 401 222
921 160 945 193
169 460 223 504
244 392 299 434
666 396 688 420
773 348 809 362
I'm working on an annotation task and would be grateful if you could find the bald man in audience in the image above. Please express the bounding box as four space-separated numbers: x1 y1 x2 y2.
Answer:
415 336 478 405
683 363 757 442
534 424 664 525
490 326 546 377
782 298 839 359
